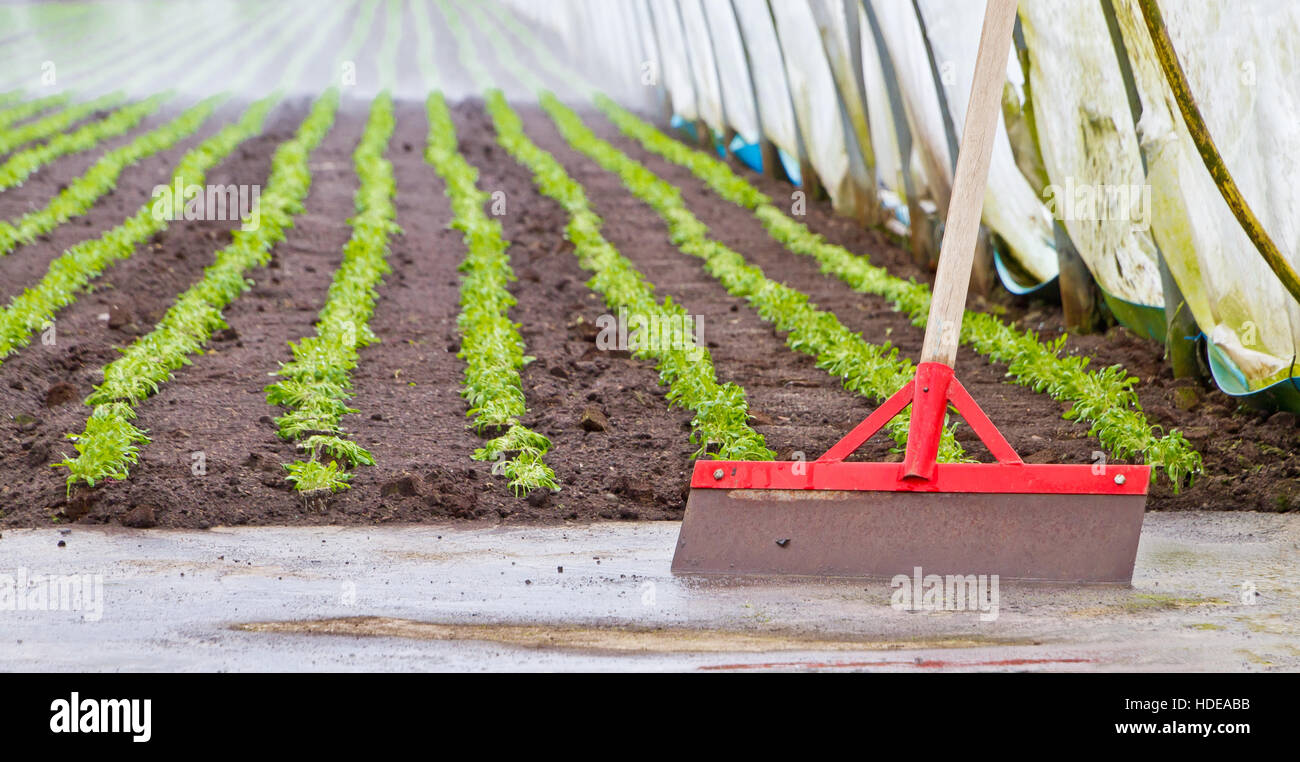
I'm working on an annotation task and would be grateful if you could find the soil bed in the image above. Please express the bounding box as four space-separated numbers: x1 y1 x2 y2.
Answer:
0 97 1293 527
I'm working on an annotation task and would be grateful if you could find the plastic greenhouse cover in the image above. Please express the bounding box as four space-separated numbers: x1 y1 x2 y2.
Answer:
699 0 760 144
580 0 650 103
1018 0 1163 307
856 1 904 206
648 0 700 121
597 0 655 102
729 0 801 165
562 2 596 93
768 0 853 209
807 0 876 205
678 0 727 134
1113 0 1300 390
632 0 666 104
870 0 950 210
626 1 658 95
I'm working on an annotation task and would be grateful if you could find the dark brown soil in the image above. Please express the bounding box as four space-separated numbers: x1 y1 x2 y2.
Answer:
0 99 246 305
513 107 892 464
0 98 307 525
451 101 697 521
0 93 1293 528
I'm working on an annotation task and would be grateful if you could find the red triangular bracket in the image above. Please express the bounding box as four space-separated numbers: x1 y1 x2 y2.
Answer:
815 364 1022 471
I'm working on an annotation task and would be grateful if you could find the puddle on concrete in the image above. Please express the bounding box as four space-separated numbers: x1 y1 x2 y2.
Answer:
234 616 1030 654
1067 592 1234 618
1237 612 1299 636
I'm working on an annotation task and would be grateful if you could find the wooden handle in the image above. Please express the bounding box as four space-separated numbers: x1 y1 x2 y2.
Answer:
918 0 1017 366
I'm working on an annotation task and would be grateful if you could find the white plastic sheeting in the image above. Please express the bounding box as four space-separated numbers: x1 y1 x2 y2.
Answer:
1018 0 1163 306
632 0 663 91
1112 0 1300 386
807 0 875 205
768 1 853 208
609 1 658 102
856 3 904 205
648 0 701 121
868 0 948 209
678 0 727 133
699 0 760 143
729 0 802 169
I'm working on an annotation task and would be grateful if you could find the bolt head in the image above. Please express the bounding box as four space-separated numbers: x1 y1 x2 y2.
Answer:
712 469 724 480
1114 474 1126 485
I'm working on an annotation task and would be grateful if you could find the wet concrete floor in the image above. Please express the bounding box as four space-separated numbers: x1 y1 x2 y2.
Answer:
0 512 1296 671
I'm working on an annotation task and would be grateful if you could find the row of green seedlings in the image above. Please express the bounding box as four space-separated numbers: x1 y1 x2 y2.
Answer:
0 95 224 256
541 94 966 461
265 93 396 495
441 7 780 457
0 93 70 131
0 95 221 256
0 94 279 365
486 90 774 461
596 97 1203 489
431 0 559 494
433 2 565 491
0 92 124 155
0 93 170 191
56 90 340 492
425 91 559 495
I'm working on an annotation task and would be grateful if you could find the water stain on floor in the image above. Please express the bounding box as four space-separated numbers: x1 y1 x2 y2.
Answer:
234 615 1033 654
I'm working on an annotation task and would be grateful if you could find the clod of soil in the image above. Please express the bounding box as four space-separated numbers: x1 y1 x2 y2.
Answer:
43 382 79 408
121 505 157 528
381 475 425 498
106 303 132 329
56 493 97 522
579 406 608 432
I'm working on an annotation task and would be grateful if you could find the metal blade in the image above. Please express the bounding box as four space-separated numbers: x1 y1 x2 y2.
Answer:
673 488 1146 584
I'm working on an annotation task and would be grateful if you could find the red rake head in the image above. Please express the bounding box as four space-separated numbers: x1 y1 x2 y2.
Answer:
677 364 1150 582
692 362 1149 496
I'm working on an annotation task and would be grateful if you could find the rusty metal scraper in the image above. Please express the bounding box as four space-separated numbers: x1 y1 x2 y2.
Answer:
672 0 1149 584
